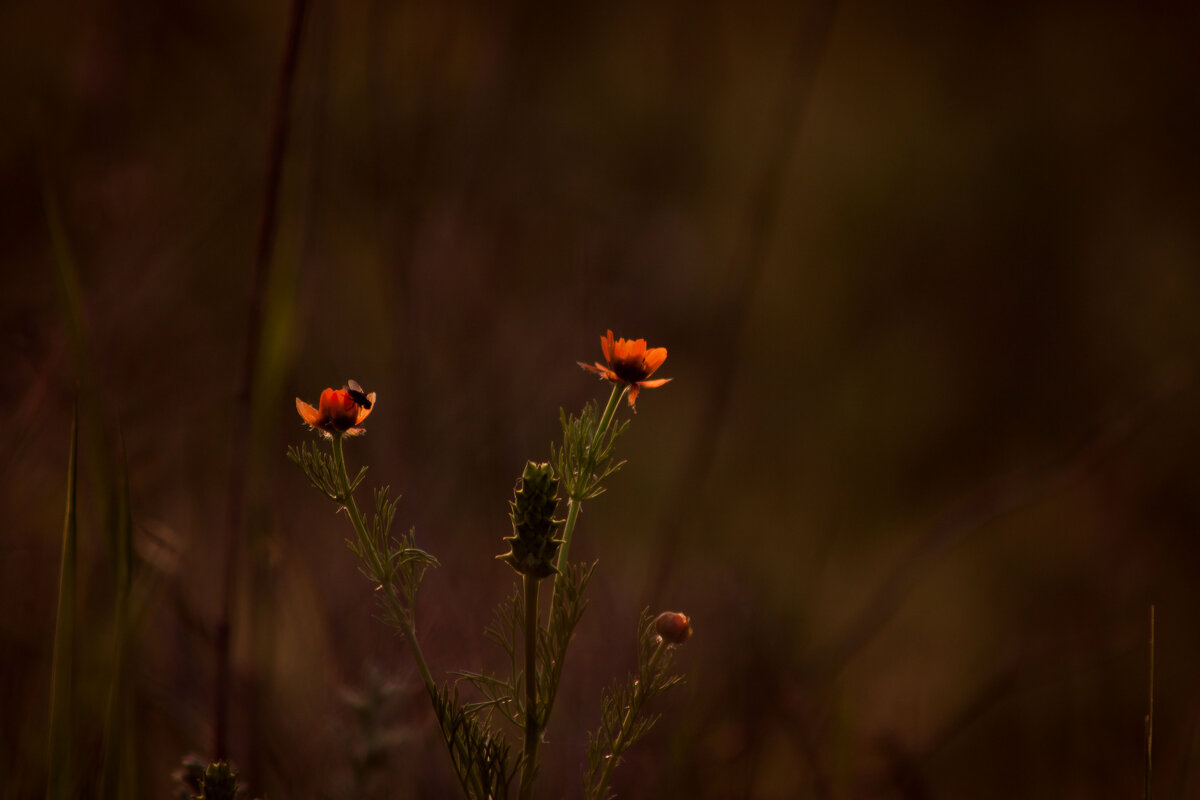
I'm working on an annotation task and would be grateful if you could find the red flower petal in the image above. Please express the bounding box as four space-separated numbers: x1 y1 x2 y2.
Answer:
641 347 667 375
296 398 323 427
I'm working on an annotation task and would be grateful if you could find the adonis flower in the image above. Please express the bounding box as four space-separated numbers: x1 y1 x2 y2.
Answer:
578 329 672 410
296 383 376 437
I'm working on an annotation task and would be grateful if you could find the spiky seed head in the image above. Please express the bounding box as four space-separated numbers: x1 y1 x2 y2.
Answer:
498 461 563 579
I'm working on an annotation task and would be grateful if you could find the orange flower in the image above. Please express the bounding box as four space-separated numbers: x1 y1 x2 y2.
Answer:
578 329 672 409
296 385 376 437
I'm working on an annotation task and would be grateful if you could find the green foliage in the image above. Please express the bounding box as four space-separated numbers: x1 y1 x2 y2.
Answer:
552 398 629 502
290 370 685 800
101 431 138 800
537 561 595 728
363 523 439 632
431 685 517 800
350 484 439 631
290 442 437 632
457 561 596 732
455 587 523 729
287 441 365 502
583 610 686 800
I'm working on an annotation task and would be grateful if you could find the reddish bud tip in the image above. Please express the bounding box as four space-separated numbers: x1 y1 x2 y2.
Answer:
654 611 692 645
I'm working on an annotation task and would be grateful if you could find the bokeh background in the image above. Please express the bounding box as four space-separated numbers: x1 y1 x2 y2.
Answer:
3 0 1200 797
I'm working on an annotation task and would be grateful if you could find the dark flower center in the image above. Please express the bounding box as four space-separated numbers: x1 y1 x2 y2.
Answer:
611 357 649 383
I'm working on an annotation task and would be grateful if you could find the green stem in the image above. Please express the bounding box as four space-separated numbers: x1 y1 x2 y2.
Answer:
331 435 437 696
590 383 625 458
551 383 624 598
330 436 369 548
592 638 669 798
549 499 582 609
519 574 541 800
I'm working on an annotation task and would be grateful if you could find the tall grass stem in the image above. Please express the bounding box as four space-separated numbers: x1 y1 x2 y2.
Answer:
216 0 312 761
100 431 136 799
47 405 78 800
1145 603 1155 800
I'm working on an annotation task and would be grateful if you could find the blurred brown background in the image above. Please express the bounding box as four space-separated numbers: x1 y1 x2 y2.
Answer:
3 0 1199 797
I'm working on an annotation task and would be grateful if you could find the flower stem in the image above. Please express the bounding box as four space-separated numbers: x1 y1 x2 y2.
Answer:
552 383 624 591
591 383 625 458
550 499 582 607
592 638 669 798
519 573 541 800
331 435 436 696
330 436 369 546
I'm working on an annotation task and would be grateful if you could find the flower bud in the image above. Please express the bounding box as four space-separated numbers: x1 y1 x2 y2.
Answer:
498 461 563 579
654 611 692 645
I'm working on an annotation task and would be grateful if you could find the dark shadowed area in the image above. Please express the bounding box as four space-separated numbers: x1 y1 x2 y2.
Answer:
3 0 1199 797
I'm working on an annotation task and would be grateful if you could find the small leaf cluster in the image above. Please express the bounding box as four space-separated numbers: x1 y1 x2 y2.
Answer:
583 610 686 800
289 442 437 630
351 488 438 631
287 442 365 502
537 561 595 726
431 685 518 800
456 586 524 729
457 562 595 732
552 402 629 501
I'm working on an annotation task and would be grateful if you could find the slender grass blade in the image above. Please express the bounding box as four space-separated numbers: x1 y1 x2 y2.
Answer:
47 404 79 800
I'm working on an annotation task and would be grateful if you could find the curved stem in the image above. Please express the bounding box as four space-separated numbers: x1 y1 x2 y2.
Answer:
592 638 669 798
331 435 437 696
519 573 541 800
396 601 437 696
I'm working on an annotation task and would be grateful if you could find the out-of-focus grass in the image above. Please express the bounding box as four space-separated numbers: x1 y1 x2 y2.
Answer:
46 405 77 800
41 175 157 800
100 431 137 800
44 183 116 550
